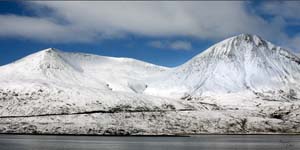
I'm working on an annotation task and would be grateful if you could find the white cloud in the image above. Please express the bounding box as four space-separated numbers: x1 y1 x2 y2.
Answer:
169 41 192 51
148 40 192 51
260 1 300 21
0 1 298 52
0 15 95 43
257 1 300 52
148 41 164 49
0 1 274 41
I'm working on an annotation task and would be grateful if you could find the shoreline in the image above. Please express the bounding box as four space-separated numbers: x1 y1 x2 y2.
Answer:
1 133 300 137
0 133 189 137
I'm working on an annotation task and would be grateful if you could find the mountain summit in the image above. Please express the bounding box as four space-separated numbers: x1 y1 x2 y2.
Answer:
145 34 300 97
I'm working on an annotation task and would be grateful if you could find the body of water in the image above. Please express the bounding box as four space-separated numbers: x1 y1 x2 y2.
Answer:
0 134 299 150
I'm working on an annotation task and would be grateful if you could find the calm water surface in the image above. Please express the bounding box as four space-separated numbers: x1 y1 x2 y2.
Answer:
0 134 299 150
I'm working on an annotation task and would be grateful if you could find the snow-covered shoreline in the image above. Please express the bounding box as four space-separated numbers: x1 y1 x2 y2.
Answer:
0 109 299 135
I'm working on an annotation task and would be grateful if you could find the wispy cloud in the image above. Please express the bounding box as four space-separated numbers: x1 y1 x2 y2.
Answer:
169 41 192 51
148 41 164 49
0 14 95 43
257 1 300 52
148 40 192 51
0 1 299 52
259 1 300 21
0 1 272 42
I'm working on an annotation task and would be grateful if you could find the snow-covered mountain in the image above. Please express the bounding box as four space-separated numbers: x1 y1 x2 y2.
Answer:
0 48 167 93
0 48 188 117
2 34 299 99
1 34 300 135
146 34 300 98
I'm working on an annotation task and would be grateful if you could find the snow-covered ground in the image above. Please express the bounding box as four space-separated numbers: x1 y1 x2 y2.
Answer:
0 34 300 135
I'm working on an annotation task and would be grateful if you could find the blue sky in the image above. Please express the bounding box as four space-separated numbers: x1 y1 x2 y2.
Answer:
0 1 300 67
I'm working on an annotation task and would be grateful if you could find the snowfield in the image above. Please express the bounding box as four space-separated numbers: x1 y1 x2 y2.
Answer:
0 34 300 135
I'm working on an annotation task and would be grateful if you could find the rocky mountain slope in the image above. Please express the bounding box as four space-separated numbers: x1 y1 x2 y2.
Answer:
0 34 300 135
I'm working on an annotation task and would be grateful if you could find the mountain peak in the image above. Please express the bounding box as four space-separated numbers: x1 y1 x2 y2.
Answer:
39 48 61 61
168 33 300 97
228 33 266 47
7 47 71 72
195 33 273 59
42 48 59 53
235 33 260 38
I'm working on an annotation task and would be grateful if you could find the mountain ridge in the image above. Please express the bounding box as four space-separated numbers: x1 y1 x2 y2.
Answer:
1 34 300 98
144 34 300 98
1 34 300 135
